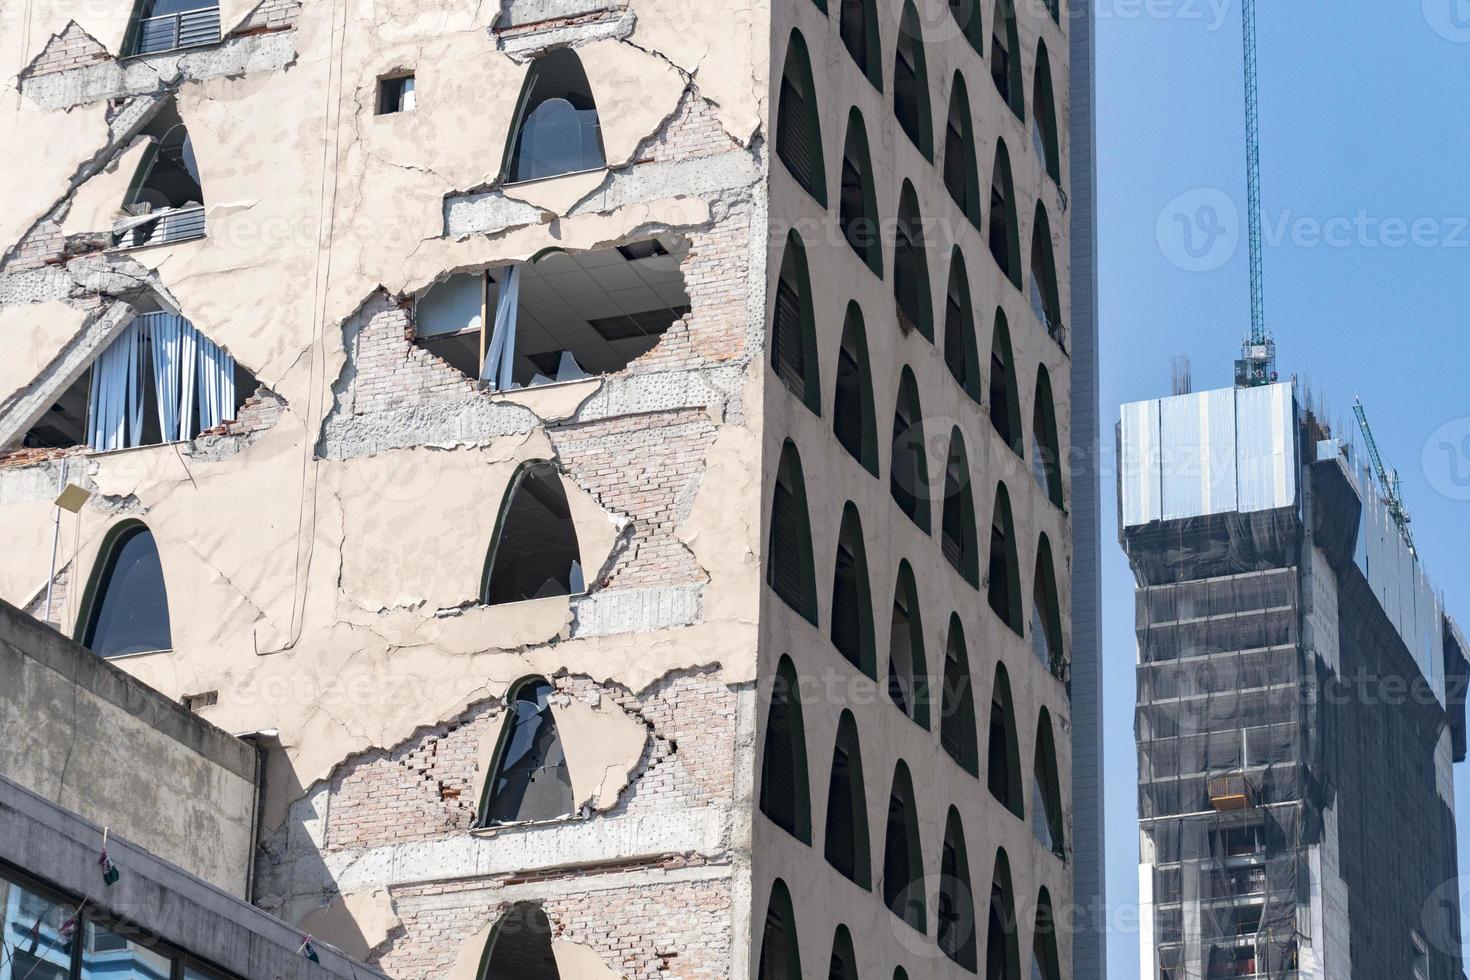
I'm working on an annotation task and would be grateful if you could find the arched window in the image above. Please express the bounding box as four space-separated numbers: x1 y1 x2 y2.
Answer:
887 560 929 729
940 614 979 776
1032 41 1061 183
1031 533 1065 677
890 367 931 531
988 141 1021 287
505 49 605 183
829 926 860 980
989 313 1023 456
758 880 802 980
481 462 583 605
987 482 1023 634
117 102 206 246
1032 708 1065 857
893 2 934 159
989 0 1023 120
840 0 883 91
988 664 1023 816
480 678 574 825
768 440 819 624
772 231 822 414
944 249 983 402
942 428 980 588
985 852 1021 980
949 0 984 53
831 503 877 678
883 762 926 932
1031 888 1062 980
776 32 828 206
1031 366 1064 508
893 182 934 341
478 903 559 980
760 655 813 842
1029 202 1063 342
835 304 880 475
943 76 982 228
840 111 884 276
78 521 171 657
825 711 872 888
938 808 977 971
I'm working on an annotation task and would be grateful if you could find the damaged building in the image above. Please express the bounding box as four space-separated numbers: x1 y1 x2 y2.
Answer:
1120 380 1470 979
0 0 1097 975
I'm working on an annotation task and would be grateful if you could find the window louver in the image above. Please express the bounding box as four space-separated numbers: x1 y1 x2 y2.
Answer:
777 77 816 197
773 277 805 397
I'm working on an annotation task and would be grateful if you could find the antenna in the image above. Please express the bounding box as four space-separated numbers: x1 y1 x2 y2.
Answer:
1233 0 1277 388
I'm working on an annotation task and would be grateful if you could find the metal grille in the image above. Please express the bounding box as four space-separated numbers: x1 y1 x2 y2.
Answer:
132 6 221 56
116 205 207 249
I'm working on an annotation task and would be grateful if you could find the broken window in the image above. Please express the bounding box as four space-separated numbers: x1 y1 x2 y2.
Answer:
840 0 882 90
1032 708 1065 857
893 2 933 159
882 761 925 932
478 903 559 980
505 48 605 183
1031 366 1064 507
377 73 415 114
1031 889 1062 980
890 367 930 531
834 304 879 475
941 614 979 776
1030 202 1064 344
481 462 584 605
760 655 812 843
828 926 860 980
942 428 980 587
988 663 1024 816
824 711 871 888
116 105 205 248
125 0 220 56
986 852 1022 980
887 560 929 728
415 240 688 388
944 76 982 229
989 312 1024 456
988 482 1024 634
830 502 876 677
776 32 827 206
757 880 802 980
480 678 574 825
893 182 934 341
938 808 977 970
988 141 1021 287
771 232 822 414
839 111 883 276
1032 41 1061 183
949 0 984 53
944 248 983 403
78 521 170 658
990 0 1024 120
1031 533 1065 676
767 440 819 624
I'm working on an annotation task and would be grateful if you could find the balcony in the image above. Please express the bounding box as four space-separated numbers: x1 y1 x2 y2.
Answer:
130 5 221 56
113 205 207 250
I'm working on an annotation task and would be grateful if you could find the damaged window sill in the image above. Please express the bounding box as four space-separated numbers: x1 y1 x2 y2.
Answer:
470 813 582 836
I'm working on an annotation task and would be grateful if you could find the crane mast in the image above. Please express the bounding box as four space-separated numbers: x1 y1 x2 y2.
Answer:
1234 0 1277 387
1352 399 1416 556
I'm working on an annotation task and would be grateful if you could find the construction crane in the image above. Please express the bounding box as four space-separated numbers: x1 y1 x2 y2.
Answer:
1233 0 1278 388
1352 398 1416 556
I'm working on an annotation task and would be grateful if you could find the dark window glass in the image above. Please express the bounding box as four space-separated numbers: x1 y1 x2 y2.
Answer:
882 765 925 931
483 680 574 824
834 306 879 474
507 50 605 183
938 811 977 970
82 525 171 657
483 463 583 605
757 881 802 980
479 904 560 980
824 714 871 887
760 658 812 842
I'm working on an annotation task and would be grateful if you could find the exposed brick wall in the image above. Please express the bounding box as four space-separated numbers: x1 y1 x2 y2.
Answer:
343 299 476 416
231 0 302 36
23 23 110 79
646 93 740 164
7 221 67 272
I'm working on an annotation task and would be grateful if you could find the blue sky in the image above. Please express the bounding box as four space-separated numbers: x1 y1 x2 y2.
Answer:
1095 1 1470 975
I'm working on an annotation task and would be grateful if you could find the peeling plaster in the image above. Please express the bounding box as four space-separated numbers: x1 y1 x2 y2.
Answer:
297 888 401 962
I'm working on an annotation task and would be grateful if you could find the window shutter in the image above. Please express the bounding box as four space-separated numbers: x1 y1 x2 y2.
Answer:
777 77 814 196
773 277 805 396
826 746 855 876
944 296 968 387
941 653 964 760
760 698 799 834
770 480 806 610
944 125 966 208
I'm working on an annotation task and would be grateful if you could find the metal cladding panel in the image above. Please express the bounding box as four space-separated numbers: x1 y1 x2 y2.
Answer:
1121 397 1162 526
1235 382 1297 512
1158 388 1238 520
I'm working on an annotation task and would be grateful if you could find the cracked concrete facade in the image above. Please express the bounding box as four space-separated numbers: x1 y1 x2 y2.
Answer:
0 0 1079 976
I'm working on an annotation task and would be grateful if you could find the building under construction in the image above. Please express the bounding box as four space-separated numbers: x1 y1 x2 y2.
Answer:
1119 379 1469 980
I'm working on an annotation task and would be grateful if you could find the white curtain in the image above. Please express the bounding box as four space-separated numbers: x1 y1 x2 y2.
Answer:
480 265 521 390
196 333 235 431
87 323 144 451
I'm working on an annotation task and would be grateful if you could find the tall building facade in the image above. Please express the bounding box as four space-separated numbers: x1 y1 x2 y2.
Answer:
1119 380 1468 980
0 0 1089 976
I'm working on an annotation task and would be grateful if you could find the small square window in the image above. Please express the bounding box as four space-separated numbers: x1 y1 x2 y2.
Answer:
377 74 415 114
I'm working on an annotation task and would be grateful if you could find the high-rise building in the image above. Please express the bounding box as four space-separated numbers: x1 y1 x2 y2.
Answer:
0 0 1092 976
1119 380 1468 980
